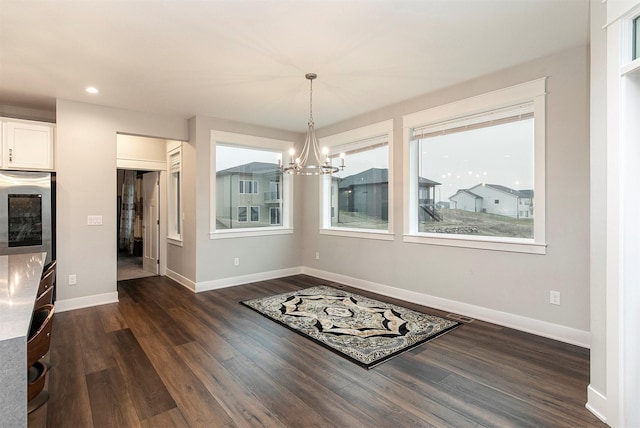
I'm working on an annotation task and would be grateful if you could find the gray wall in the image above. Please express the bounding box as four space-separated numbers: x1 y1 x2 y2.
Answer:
55 100 187 304
165 115 303 287
52 45 591 343
304 45 590 332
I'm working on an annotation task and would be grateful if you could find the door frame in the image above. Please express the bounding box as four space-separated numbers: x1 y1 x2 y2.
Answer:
142 171 160 275
116 165 167 277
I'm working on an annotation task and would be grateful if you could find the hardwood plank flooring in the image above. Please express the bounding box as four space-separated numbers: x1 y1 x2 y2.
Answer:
29 275 606 427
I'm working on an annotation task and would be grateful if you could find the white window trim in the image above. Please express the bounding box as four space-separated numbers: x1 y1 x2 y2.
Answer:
269 206 281 226
239 180 259 195
210 130 294 239
402 78 547 254
167 142 183 244
318 119 394 241
237 206 248 223
250 206 260 222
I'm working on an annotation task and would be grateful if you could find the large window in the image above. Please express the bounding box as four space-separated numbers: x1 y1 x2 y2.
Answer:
211 131 293 238
167 144 182 242
319 120 393 239
403 78 546 254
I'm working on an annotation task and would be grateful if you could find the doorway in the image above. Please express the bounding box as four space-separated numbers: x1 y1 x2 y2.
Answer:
117 169 160 281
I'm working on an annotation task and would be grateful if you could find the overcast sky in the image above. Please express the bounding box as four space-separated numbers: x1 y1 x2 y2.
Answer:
216 119 533 201
420 119 534 201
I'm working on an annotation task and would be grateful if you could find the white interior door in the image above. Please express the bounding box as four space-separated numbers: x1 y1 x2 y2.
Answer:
142 171 159 274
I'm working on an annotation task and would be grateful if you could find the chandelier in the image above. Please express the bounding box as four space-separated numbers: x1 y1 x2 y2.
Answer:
281 73 345 175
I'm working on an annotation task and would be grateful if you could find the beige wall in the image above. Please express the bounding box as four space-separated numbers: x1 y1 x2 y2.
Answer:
305 46 591 334
55 100 187 306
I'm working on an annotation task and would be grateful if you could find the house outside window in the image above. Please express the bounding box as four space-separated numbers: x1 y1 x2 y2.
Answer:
210 131 294 238
237 206 247 222
403 78 546 254
319 120 394 240
167 143 182 242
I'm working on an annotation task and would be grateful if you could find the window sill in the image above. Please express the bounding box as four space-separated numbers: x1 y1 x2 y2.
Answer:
210 227 294 240
621 57 640 76
168 237 183 247
319 228 394 241
403 233 546 254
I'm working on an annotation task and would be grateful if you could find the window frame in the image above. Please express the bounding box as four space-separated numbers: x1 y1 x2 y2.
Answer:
318 120 394 241
239 180 259 195
270 206 281 225
167 143 183 245
634 15 639 61
250 206 260 222
210 130 294 239
237 206 248 223
402 78 547 254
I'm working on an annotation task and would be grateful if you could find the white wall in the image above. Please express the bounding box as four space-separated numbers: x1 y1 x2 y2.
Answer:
588 0 608 421
117 134 168 166
55 100 186 310
303 46 590 343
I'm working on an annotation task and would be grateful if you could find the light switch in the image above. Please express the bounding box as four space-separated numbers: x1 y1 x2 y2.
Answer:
87 215 103 226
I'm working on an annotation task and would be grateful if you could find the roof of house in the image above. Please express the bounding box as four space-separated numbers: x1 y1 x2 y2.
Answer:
450 189 482 200
337 168 388 188
468 183 534 198
336 168 440 188
216 161 280 176
418 177 441 187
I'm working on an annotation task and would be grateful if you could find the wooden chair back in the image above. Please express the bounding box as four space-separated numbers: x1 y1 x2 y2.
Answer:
27 304 55 368
34 286 54 311
41 260 56 281
38 269 54 295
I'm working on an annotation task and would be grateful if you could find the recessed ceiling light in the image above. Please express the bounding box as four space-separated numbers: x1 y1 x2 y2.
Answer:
86 86 99 94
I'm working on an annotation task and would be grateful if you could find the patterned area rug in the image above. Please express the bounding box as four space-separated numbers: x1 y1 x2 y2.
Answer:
241 285 461 369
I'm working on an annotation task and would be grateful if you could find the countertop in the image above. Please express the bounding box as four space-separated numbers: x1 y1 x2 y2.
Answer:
0 252 46 342
0 252 46 428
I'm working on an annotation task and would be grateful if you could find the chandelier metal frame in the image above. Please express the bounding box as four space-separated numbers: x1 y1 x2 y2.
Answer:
281 73 344 175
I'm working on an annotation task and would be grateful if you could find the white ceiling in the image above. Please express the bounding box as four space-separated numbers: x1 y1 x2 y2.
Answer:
0 0 589 132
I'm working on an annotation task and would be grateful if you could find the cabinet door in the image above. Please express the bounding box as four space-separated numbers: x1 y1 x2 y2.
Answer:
5 121 54 170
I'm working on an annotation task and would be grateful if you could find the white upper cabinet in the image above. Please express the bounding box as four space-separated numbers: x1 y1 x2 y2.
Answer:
1 118 55 171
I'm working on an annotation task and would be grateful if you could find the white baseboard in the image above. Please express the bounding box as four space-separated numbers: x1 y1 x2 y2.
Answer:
302 267 591 348
54 266 590 349
195 267 303 292
165 268 196 292
55 292 119 313
586 385 608 424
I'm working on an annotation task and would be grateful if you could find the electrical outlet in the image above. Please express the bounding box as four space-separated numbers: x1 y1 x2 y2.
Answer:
69 274 77 285
549 290 560 305
315 252 320 260
87 215 103 225
234 257 240 266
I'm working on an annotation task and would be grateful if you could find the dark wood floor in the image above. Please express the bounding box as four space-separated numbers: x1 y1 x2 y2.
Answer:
29 275 606 427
